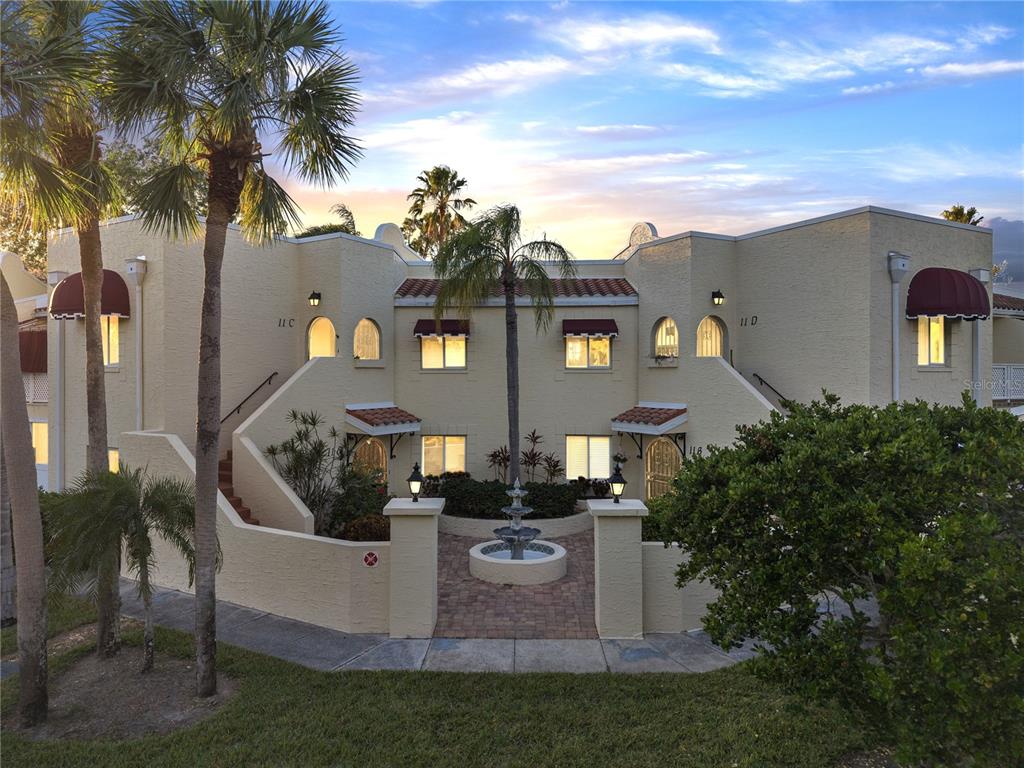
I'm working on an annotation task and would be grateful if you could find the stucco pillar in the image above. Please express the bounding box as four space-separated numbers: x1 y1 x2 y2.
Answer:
47 270 68 490
588 498 648 639
125 257 147 430
384 497 444 638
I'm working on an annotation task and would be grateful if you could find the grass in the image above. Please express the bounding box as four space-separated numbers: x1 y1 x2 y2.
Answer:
1 624 878 768
0 596 96 657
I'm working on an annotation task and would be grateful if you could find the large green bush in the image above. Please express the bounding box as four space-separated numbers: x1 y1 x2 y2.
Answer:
423 472 578 519
660 393 1023 766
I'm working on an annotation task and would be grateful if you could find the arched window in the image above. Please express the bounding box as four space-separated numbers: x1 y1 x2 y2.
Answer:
696 315 726 358
653 317 679 358
307 317 336 359
353 318 381 361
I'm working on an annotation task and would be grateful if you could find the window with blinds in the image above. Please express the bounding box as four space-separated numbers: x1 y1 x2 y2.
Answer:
566 435 611 480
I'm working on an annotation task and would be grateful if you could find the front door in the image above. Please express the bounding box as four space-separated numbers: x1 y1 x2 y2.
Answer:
353 437 388 483
645 437 682 498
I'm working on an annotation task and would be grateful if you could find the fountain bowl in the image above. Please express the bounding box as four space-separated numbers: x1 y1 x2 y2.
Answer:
468 539 567 585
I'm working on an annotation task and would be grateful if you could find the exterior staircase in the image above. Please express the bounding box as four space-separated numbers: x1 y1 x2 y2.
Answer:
218 450 259 525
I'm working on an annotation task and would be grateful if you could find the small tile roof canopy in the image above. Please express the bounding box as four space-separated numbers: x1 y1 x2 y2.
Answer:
18 321 46 373
49 269 131 319
905 267 990 320
413 319 470 336
563 319 619 337
611 403 688 435
396 277 637 299
345 403 421 436
994 293 1024 313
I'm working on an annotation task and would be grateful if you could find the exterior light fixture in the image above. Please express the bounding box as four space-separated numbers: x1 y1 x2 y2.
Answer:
609 463 627 503
308 291 321 307
711 290 725 306
407 462 424 502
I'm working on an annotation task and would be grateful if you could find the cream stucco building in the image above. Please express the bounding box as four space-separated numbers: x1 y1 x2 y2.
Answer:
35 205 1018 523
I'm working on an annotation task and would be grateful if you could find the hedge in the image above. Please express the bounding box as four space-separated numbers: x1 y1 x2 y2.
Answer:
422 473 579 519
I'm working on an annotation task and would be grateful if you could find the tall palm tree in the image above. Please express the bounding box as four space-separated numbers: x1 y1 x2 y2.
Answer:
941 204 984 226
0 274 48 726
104 0 361 697
48 466 197 672
405 165 476 258
433 205 574 482
0 0 124 659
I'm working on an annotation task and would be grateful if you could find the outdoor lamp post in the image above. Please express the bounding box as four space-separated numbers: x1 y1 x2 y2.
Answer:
407 462 424 502
308 291 321 307
711 289 725 306
609 463 626 503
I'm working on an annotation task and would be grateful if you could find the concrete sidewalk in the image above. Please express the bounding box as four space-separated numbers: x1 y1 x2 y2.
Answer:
119 580 756 674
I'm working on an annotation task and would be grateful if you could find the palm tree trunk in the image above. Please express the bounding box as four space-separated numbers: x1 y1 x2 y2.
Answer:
194 200 229 698
1 457 15 628
1 274 48 726
142 588 154 673
504 281 521 483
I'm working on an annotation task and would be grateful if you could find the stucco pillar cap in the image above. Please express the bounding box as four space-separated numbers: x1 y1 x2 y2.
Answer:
384 497 445 516
586 498 648 517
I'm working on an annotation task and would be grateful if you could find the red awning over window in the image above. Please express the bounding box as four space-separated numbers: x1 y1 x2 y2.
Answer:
905 267 990 320
49 269 131 319
413 319 470 336
19 329 46 373
562 319 618 337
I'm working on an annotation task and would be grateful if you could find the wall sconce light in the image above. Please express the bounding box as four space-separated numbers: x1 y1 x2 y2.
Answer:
308 291 321 307
711 290 725 306
609 463 627 503
407 462 424 502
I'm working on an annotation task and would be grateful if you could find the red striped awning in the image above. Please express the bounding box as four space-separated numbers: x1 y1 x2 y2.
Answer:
562 319 618 337
905 267 990 320
413 319 470 336
19 328 46 373
49 269 131 319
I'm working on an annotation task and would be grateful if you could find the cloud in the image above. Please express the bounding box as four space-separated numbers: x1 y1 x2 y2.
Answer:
548 150 710 174
842 81 896 96
658 63 781 98
547 14 721 55
575 124 661 137
820 144 1023 183
921 60 1024 79
958 24 1015 50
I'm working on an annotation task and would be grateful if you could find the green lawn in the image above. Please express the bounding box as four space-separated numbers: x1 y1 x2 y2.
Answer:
0 596 96 657
1 624 877 768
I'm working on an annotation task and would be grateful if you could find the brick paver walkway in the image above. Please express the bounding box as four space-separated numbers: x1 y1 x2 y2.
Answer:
434 532 598 639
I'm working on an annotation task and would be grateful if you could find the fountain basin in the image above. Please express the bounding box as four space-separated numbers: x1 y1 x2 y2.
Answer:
468 540 567 585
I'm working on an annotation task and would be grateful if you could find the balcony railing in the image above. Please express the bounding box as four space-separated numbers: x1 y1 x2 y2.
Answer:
992 364 1024 401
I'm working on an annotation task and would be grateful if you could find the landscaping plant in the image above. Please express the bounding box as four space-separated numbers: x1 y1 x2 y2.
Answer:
661 392 1024 766
486 446 511 483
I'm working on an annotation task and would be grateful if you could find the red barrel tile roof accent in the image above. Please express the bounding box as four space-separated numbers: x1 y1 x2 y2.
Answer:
612 406 687 426
396 277 636 298
994 293 1024 312
345 406 420 426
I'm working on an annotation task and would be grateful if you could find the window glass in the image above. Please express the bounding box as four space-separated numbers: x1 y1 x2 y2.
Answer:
565 436 589 479
565 336 587 368
108 449 119 473
566 435 610 479
655 318 679 357
422 435 444 475
917 317 946 366
588 436 611 478
353 318 380 360
444 436 466 473
588 337 610 367
445 336 466 368
421 336 444 369
696 316 723 358
31 422 48 465
307 317 336 358
917 317 929 366
101 316 119 365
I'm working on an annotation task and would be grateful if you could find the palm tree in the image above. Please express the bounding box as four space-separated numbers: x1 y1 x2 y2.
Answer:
405 165 476 258
433 205 574 482
104 0 361 697
941 204 984 226
48 466 197 672
0 0 124 659
296 202 360 238
0 273 48 726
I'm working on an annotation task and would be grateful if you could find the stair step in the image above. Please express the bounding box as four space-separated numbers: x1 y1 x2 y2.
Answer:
219 485 234 497
228 496 242 507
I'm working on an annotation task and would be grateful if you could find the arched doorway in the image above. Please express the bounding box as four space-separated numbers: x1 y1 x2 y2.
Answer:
696 315 726 358
353 437 388 482
645 437 682 498
307 316 336 359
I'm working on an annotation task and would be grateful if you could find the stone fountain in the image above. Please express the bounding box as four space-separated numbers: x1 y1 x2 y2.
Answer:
493 479 541 559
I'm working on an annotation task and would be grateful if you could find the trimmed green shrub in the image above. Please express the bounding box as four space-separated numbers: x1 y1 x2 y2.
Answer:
423 472 578 519
343 514 390 542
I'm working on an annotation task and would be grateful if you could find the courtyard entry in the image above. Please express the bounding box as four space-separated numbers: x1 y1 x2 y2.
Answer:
645 437 682 498
307 316 337 359
696 315 726 358
353 436 388 482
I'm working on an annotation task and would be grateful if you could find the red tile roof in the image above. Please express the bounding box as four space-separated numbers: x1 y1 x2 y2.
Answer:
345 406 420 427
994 293 1024 312
396 278 636 299
413 319 470 336
612 405 687 426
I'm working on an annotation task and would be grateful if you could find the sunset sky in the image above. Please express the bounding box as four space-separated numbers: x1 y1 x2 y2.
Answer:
280 1 1024 261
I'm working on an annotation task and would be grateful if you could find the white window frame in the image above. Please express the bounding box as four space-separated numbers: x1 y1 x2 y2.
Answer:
564 335 612 370
421 435 467 476
419 335 467 370
565 435 611 480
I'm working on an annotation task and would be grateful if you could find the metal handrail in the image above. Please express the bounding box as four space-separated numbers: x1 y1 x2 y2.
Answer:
220 372 279 424
751 372 787 403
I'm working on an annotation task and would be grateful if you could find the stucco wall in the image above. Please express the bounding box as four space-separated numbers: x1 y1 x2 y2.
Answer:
993 316 1024 363
438 510 592 538
641 543 719 633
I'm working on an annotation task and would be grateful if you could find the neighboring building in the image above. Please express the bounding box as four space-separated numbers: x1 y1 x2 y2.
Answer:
43 206 999 522
992 289 1024 406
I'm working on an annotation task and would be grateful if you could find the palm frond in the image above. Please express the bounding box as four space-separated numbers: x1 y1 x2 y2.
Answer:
0 141 89 226
239 166 303 243
517 257 557 332
134 161 204 238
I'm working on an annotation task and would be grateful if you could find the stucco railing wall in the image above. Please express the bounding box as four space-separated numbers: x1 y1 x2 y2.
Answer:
683 357 777 451
121 430 389 634
641 543 719 633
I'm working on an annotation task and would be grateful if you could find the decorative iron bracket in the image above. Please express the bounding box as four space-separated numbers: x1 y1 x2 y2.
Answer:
616 431 687 459
346 431 413 460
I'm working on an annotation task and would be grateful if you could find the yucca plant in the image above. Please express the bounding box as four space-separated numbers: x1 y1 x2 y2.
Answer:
103 0 361 696
47 466 197 673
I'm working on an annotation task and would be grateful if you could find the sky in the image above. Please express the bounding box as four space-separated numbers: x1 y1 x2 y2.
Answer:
282 1 1024 270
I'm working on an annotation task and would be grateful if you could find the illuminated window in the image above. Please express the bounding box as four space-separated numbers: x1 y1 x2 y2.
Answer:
420 335 466 369
307 317 336 359
101 315 119 366
353 318 380 360
653 317 679 358
917 317 947 366
108 449 120 473
31 422 48 465
566 435 611 480
696 315 725 358
565 336 610 369
421 435 466 475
